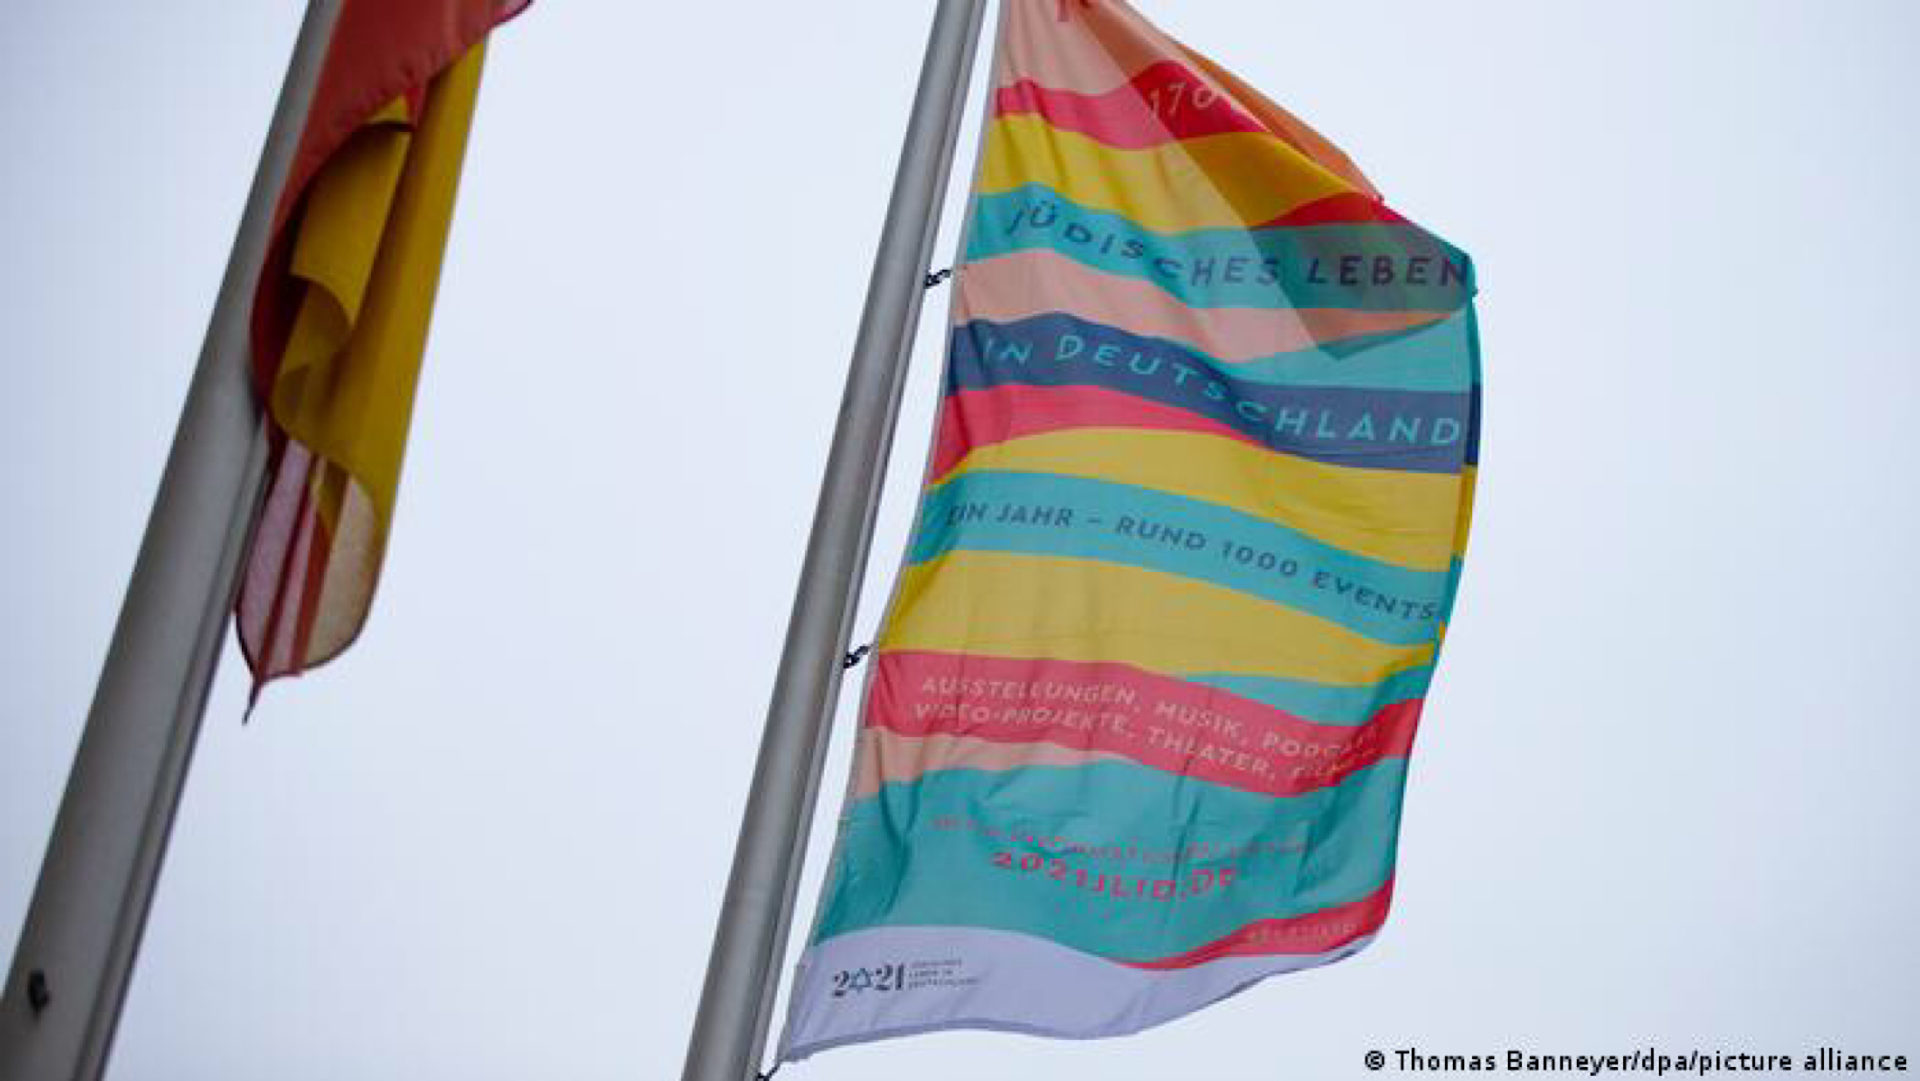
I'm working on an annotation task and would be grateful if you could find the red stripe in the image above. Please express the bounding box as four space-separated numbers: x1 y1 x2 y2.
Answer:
253 449 317 681
1258 192 1408 229
286 478 336 677
1124 879 1394 969
869 651 1422 800
993 60 1267 149
930 383 1256 479
277 0 523 238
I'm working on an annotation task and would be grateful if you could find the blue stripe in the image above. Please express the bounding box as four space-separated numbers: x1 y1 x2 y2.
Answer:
950 313 1474 475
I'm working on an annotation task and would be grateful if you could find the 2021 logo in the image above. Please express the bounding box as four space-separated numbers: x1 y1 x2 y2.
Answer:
829 962 907 997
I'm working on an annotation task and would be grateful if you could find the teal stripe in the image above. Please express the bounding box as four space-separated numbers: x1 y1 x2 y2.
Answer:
813 759 1409 961
967 183 1476 312
1219 311 1475 393
914 471 1449 646
1184 667 1434 726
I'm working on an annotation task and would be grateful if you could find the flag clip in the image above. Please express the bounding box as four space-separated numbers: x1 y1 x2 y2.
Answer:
26 969 51 1015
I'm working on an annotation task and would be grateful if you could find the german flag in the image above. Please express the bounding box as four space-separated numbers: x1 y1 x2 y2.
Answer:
239 0 527 699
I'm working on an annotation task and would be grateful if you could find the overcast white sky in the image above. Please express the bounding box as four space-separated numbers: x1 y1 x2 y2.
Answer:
4 2 1918 1079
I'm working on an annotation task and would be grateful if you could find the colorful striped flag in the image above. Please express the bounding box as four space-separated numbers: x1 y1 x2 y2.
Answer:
238 0 526 698
781 0 1479 1057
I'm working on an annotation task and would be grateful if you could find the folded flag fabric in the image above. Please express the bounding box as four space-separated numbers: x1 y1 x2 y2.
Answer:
781 0 1480 1059
238 0 526 698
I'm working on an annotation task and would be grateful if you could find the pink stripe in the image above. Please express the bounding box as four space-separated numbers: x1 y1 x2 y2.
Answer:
994 0 1133 98
1124 880 1394 969
999 0 1217 99
853 727 1130 800
957 249 1447 363
868 651 1423 799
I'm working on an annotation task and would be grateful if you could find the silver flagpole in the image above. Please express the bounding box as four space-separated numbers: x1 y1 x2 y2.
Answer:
680 2 987 1079
0 3 342 1078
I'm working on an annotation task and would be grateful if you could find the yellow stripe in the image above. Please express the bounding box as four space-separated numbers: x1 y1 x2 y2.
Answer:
880 550 1432 685
980 113 1353 234
937 427 1463 573
1452 465 1478 560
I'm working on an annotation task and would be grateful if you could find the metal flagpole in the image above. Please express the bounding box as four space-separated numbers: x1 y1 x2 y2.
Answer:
0 3 342 1078
680 2 987 1079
